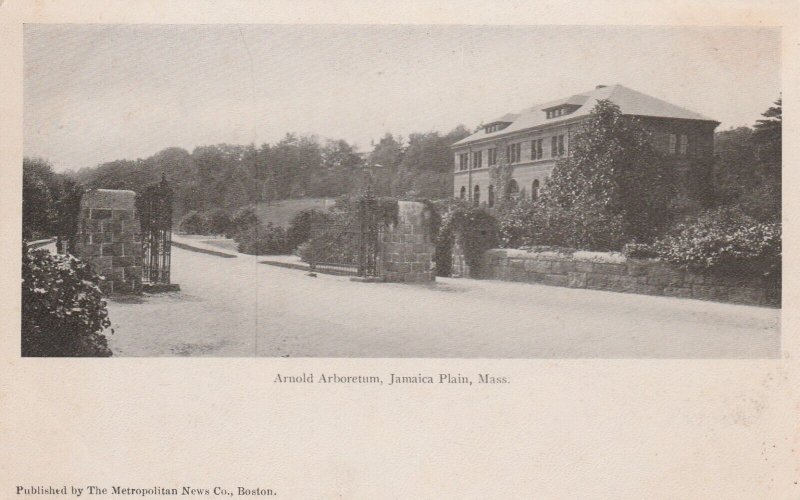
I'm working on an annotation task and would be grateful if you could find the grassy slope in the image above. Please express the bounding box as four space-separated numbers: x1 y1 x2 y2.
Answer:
253 198 336 227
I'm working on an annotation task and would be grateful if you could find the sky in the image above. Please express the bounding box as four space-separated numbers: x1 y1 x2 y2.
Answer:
24 24 781 172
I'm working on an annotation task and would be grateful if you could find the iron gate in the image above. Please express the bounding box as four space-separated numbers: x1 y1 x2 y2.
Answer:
136 175 174 285
307 195 383 277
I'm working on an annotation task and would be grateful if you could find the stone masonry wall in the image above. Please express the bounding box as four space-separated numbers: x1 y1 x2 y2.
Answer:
454 246 777 307
381 201 436 283
74 189 142 294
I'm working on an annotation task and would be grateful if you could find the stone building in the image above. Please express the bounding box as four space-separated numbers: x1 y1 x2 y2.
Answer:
451 84 719 206
73 189 142 294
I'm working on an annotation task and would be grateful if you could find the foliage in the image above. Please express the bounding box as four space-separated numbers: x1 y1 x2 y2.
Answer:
392 126 470 198
23 157 83 242
72 125 470 218
542 100 675 243
297 222 358 265
712 98 781 223
431 199 467 276
286 209 333 250
496 199 537 248
652 206 781 277
752 97 781 172
438 204 499 277
178 211 210 235
529 199 625 251
227 207 260 238
622 242 659 259
489 154 514 205
22 244 112 357
235 222 291 255
208 209 233 236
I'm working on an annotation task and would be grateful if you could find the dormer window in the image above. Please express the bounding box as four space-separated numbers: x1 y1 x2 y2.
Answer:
484 120 513 134
544 104 580 119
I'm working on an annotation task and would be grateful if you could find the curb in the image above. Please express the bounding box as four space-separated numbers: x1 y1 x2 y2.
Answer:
171 240 238 258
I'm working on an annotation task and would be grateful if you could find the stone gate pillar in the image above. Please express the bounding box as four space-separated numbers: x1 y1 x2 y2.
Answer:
381 201 436 283
73 189 142 294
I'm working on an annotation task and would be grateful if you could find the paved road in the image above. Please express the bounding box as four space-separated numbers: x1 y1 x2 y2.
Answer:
105 246 780 358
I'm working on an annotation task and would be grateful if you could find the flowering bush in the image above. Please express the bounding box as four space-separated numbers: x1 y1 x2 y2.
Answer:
652 207 781 276
622 242 659 259
22 244 112 357
497 200 537 249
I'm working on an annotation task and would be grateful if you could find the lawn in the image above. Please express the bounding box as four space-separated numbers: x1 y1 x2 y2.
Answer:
253 197 335 227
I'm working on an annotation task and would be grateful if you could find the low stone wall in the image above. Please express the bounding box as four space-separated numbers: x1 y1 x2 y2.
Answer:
74 189 142 294
381 201 436 283
460 247 777 307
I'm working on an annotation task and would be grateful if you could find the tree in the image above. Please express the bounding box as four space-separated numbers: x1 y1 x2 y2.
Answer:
22 158 55 239
368 133 405 196
712 97 782 222
542 99 674 243
395 125 470 198
753 97 781 173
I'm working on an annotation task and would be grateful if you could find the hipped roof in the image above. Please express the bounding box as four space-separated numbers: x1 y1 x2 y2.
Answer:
453 84 718 147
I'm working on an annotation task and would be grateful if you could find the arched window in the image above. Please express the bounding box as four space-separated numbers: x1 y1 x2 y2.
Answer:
531 179 540 201
459 186 466 199
473 185 480 205
506 179 519 199
488 185 495 208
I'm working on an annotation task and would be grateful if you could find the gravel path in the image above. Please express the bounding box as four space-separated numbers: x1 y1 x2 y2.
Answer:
104 246 780 358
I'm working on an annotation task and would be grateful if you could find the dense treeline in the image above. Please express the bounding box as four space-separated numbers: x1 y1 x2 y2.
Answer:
69 127 471 219
22 158 82 241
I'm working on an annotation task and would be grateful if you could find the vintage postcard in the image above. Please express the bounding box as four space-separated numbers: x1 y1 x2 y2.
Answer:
2 1 799 498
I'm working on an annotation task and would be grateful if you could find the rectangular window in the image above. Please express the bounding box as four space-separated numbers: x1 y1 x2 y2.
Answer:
507 143 521 163
679 134 688 155
668 134 677 155
558 135 565 156
488 148 497 166
532 139 544 160
459 153 469 171
473 151 482 169
551 136 558 157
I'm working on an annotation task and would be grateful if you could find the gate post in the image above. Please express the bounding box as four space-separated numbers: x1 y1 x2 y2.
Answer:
381 201 436 283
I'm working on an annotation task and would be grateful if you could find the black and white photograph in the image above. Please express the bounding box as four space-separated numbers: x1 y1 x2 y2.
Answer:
5 2 800 498
22 24 781 358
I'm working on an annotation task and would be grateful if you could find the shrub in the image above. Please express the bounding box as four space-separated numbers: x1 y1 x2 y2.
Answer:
297 223 359 265
496 200 537 248
235 222 291 255
439 205 499 277
622 242 659 259
207 209 232 236
524 199 625 251
227 207 260 238
179 210 210 235
652 206 781 277
287 209 333 250
22 244 112 357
